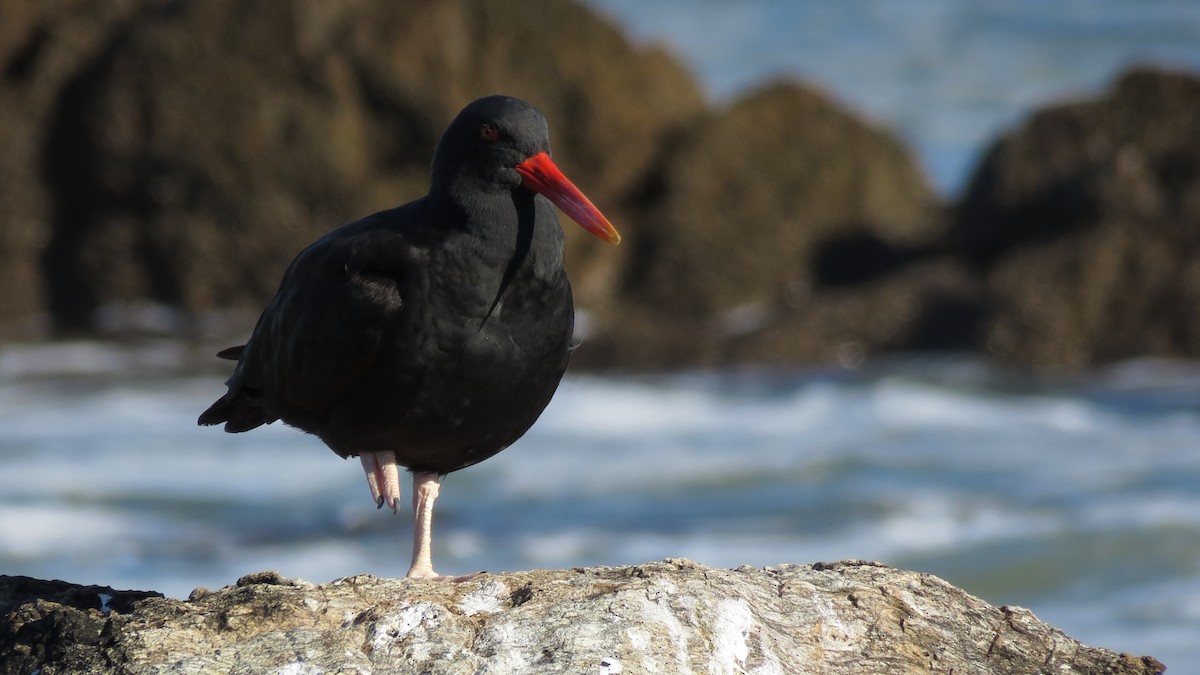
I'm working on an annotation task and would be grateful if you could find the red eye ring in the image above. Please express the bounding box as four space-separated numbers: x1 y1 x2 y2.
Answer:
478 124 500 142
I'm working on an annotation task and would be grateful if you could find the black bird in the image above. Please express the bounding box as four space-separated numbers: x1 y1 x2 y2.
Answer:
199 95 620 580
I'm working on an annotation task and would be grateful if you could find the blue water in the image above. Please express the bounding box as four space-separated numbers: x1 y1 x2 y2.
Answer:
585 0 1200 196
0 342 1197 670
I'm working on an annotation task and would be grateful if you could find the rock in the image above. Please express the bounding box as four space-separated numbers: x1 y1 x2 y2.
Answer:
0 0 980 368
579 82 949 369
1 0 955 365
0 560 1165 674
23 0 702 334
0 575 163 673
956 66 1200 367
11 3 1199 370
0 0 155 336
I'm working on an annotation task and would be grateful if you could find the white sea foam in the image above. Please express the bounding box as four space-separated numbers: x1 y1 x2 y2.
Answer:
0 504 140 558
0 340 197 379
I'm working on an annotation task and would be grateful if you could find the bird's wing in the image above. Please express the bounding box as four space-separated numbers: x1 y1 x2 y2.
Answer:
203 206 423 430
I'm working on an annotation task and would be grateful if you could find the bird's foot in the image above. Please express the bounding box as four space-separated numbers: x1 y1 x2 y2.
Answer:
405 567 485 583
360 451 402 512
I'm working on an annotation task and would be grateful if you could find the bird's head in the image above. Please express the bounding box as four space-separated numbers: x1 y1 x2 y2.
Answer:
431 95 620 244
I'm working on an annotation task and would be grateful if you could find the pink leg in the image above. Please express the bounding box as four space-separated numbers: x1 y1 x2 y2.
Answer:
359 451 402 512
406 471 480 582
406 471 441 579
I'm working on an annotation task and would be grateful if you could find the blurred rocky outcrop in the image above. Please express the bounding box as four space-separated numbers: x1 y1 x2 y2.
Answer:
1 0 702 336
579 82 952 368
0 560 1165 674
2 0 1198 369
0 0 152 332
955 67 1200 366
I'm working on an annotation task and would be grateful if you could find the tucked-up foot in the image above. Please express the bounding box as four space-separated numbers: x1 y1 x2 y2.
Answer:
359 451 402 512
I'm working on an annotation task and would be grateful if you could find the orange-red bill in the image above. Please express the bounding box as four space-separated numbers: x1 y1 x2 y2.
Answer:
514 152 621 244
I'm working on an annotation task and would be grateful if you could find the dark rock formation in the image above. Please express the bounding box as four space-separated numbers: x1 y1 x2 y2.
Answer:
0 0 951 368
0 575 162 673
15 0 702 335
579 82 952 369
3 0 1199 370
0 561 1166 674
956 67 1200 366
0 0 152 334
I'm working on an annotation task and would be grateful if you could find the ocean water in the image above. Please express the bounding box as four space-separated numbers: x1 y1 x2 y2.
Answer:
0 341 1197 670
585 0 1200 196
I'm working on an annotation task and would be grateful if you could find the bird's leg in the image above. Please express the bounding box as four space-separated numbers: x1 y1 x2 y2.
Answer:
359 451 402 512
406 471 442 579
405 472 481 582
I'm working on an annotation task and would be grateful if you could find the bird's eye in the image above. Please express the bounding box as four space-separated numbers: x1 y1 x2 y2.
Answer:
478 124 500 142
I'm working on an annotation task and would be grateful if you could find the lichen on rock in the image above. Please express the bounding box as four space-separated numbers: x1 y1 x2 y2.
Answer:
0 560 1166 674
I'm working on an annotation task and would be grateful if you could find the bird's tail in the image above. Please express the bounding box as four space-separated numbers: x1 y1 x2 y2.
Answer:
198 344 271 432
198 394 270 432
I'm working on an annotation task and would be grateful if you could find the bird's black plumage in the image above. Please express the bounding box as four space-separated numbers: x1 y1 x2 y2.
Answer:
199 96 608 476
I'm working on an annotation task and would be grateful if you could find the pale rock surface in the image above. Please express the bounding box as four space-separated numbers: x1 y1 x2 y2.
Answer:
0 559 1166 674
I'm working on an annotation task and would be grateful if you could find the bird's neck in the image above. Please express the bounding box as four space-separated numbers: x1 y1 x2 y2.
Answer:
425 185 568 333
429 186 564 277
